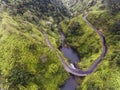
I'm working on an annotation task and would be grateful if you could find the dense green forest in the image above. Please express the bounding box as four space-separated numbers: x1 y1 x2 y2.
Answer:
0 0 120 90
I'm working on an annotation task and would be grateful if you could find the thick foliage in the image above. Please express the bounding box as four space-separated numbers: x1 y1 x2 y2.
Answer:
106 0 120 13
0 0 69 23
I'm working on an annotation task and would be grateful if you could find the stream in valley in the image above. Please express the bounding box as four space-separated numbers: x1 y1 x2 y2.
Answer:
57 14 107 89
59 31 80 90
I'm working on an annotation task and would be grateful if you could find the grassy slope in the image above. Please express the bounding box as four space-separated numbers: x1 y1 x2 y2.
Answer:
0 12 68 90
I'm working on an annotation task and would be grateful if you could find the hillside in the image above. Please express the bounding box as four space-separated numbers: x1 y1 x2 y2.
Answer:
0 12 69 90
0 0 120 90
60 0 120 90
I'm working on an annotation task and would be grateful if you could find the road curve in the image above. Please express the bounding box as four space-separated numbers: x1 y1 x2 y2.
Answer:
42 15 107 76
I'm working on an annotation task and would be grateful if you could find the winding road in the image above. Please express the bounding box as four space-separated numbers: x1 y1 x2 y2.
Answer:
43 15 107 76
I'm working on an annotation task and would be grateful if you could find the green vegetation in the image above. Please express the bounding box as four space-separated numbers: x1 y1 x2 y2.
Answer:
0 0 120 90
0 12 68 90
77 9 120 90
61 0 120 89
60 15 102 70
106 0 120 13
1 0 69 23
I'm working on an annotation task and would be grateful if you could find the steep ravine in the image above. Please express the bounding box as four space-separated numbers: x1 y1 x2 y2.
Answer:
42 14 107 90
60 15 107 89
59 31 80 90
